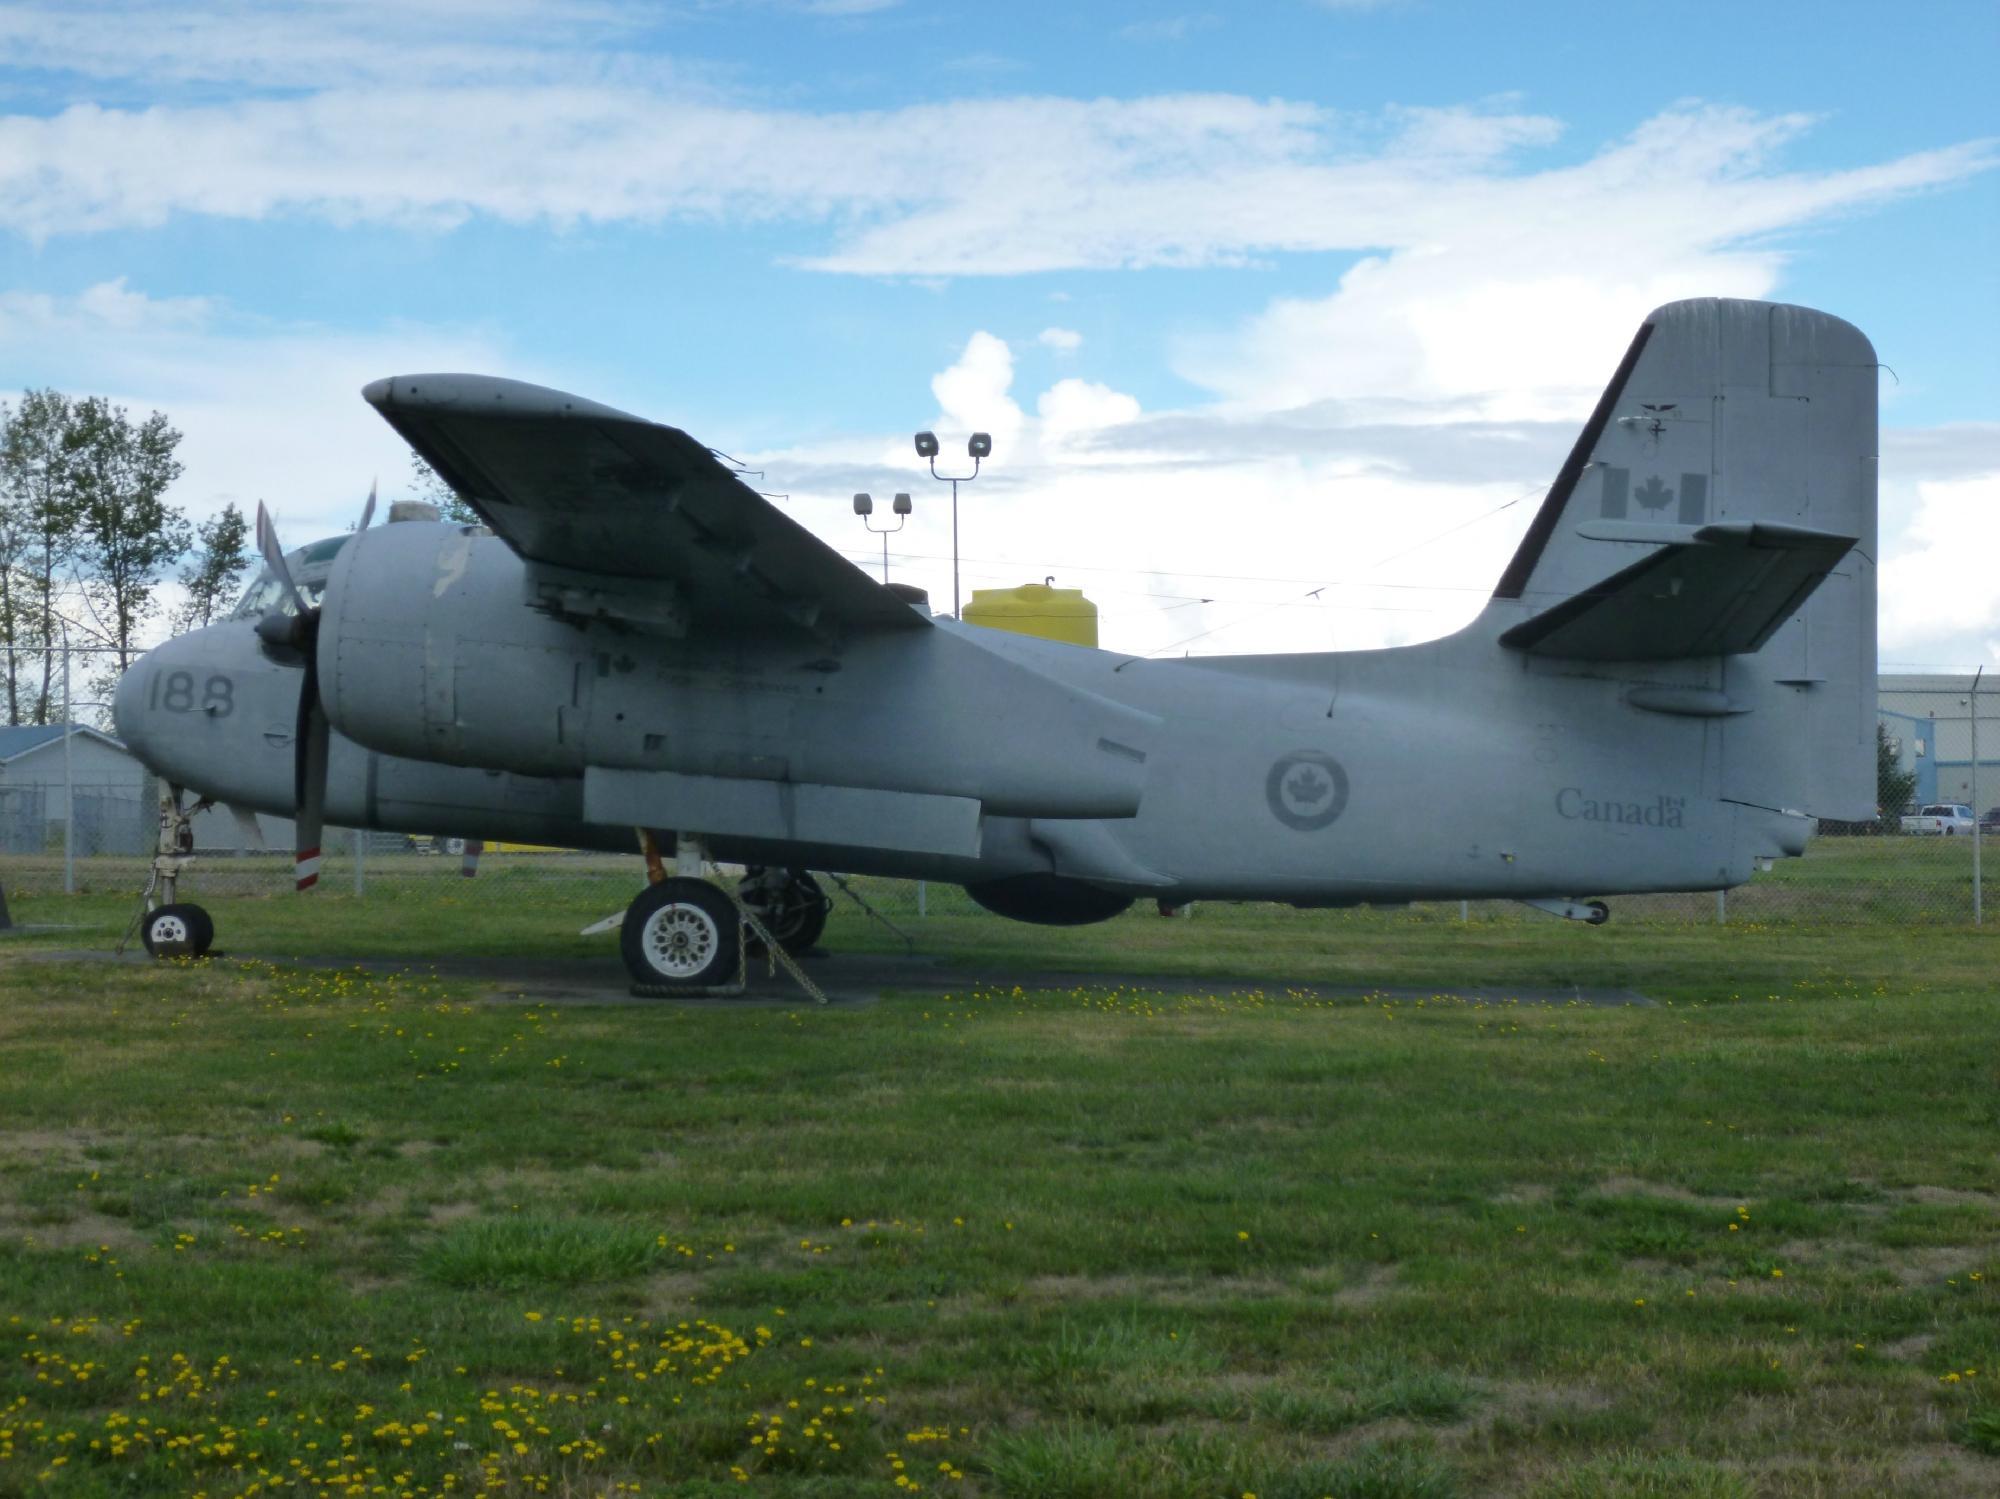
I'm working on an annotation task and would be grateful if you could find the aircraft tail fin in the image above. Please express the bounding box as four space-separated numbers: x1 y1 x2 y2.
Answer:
1485 298 1878 821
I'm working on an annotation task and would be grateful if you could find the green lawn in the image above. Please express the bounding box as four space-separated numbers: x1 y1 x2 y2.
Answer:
0 893 1996 1496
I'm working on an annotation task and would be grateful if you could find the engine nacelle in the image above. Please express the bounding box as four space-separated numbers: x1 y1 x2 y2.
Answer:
318 521 588 775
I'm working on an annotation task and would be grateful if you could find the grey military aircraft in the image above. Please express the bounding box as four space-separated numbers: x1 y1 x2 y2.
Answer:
115 297 1877 989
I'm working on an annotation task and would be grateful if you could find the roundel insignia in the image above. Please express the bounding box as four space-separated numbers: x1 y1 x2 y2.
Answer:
1266 750 1350 831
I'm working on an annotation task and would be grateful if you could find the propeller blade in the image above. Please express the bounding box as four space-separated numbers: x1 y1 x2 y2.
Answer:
293 640 329 892
461 839 484 879
254 502 307 617
358 480 377 533
294 709 328 890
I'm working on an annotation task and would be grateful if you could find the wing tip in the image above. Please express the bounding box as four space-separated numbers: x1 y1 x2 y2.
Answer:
359 373 642 424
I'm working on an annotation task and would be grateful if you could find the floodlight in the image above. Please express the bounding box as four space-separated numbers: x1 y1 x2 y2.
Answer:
892 492 912 516
914 431 939 459
968 432 992 459
852 492 873 516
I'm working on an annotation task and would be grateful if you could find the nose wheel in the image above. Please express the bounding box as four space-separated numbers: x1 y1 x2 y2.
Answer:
142 902 214 959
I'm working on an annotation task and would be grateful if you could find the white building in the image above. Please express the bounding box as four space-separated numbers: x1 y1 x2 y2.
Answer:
0 722 357 856
0 723 151 853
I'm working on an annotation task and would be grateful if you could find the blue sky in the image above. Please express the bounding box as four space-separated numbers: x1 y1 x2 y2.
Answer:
1 0 1995 663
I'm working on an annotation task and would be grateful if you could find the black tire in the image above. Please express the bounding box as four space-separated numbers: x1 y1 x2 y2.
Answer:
1585 900 1610 926
739 869 830 955
621 878 740 989
143 902 214 959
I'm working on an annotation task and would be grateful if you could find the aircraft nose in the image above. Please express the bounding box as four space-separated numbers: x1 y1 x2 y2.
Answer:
113 639 165 758
113 623 302 812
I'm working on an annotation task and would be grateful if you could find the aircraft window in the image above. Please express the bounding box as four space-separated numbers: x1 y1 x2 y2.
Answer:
229 568 326 620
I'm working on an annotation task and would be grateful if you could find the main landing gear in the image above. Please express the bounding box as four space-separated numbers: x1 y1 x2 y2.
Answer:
615 836 829 1003
621 877 741 989
736 866 830 957
130 784 216 959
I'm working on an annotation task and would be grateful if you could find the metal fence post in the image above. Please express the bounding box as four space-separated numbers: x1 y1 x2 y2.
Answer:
917 880 927 918
1973 667 1983 925
1716 889 1727 925
353 828 366 896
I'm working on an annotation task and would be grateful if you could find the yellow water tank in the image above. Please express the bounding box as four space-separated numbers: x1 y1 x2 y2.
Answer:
963 581 1099 648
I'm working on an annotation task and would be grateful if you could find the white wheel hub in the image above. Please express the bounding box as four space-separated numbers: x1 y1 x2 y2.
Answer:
639 901 721 979
150 913 189 945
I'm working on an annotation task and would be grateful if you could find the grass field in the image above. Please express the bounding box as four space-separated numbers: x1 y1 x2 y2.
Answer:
1 873 1998 1497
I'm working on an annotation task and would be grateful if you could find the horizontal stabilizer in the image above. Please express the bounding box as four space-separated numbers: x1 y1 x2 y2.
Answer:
1498 523 1857 661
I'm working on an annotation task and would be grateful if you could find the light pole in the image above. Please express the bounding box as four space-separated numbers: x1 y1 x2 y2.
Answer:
914 429 991 619
852 492 912 583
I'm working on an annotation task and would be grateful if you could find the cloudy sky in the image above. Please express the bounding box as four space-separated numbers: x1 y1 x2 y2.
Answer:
1 0 1995 665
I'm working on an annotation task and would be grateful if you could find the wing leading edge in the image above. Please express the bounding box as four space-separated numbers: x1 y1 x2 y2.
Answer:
362 374 926 637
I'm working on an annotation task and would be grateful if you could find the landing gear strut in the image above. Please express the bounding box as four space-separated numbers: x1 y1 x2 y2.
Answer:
129 784 215 959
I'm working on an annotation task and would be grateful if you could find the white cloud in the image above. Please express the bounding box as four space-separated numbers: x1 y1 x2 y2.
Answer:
1036 379 1141 445
0 1 694 92
1038 326 1083 354
929 332 1025 454
1878 427 2000 667
1117 15 1218 43
1167 106 1997 423
0 279 512 548
758 335 2000 667
1 79 1987 284
754 329 1564 657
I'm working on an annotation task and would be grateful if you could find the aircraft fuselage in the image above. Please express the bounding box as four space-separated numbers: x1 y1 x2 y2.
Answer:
117 519 1806 907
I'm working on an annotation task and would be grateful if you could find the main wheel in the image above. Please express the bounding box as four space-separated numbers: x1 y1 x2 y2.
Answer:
143 902 214 959
1584 900 1610 926
738 868 830 955
621 878 741 989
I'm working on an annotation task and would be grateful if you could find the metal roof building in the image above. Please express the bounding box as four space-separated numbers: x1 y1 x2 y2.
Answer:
1878 674 2000 812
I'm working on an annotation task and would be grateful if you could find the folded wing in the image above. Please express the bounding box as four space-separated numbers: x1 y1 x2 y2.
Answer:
363 374 925 636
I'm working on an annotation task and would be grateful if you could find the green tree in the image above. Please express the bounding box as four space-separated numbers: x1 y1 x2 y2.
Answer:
172 501 251 633
69 397 189 676
0 396 23 725
1877 719 1916 826
410 451 481 526
0 389 85 724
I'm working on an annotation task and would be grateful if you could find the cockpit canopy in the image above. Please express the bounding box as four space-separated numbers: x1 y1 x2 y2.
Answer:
228 533 352 621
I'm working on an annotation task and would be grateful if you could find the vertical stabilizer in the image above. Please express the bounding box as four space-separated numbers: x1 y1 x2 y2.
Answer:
1487 298 1878 820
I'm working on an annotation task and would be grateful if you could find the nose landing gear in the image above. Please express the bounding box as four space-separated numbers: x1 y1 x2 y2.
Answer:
126 784 216 959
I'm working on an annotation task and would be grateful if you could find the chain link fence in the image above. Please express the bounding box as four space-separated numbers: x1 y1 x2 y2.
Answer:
3 777 1998 942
